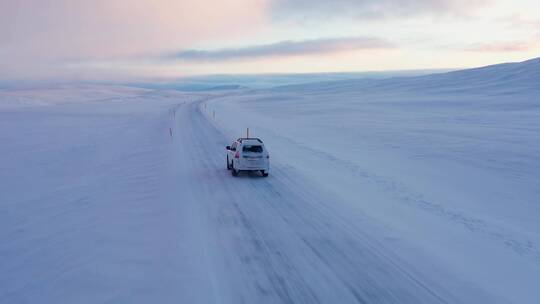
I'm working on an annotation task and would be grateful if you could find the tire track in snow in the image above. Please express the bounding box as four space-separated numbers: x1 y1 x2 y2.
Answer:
179 100 321 304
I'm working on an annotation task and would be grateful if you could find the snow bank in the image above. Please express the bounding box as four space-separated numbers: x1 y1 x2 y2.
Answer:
0 87 214 303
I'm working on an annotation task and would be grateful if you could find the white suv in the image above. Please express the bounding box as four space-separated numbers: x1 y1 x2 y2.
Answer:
226 138 269 177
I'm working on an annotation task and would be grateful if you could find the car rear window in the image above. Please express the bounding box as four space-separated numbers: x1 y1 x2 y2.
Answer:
243 145 263 153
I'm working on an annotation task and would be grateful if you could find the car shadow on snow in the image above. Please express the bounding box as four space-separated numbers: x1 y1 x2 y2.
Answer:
227 170 269 179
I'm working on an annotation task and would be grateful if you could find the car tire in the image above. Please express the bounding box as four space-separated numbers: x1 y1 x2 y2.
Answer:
226 156 231 170
231 162 239 176
261 170 269 177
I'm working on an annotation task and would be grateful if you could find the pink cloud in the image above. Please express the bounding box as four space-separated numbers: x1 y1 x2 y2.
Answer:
465 41 534 52
0 0 269 77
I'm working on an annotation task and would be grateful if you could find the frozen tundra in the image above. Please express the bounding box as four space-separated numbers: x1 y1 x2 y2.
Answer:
226 138 269 177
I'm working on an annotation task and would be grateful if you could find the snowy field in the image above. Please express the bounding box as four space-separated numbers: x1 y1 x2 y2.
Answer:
1 58 539 303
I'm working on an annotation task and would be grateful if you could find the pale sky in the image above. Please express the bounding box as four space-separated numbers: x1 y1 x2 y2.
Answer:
1 0 539 80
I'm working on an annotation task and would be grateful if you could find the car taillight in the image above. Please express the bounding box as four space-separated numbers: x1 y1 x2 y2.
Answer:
235 151 240 158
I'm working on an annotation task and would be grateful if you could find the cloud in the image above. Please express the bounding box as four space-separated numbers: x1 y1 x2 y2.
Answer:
498 14 540 30
465 41 536 52
0 0 268 78
164 37 395 62
270 0 491 21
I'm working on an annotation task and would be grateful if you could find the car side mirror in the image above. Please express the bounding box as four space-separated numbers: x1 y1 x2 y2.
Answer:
226 146 231 150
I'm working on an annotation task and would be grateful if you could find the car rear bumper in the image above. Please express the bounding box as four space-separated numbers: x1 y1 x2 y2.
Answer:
235 159 269 171
235 165 269 171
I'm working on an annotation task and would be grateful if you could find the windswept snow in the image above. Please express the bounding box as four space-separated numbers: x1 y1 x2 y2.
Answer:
1 58 540 303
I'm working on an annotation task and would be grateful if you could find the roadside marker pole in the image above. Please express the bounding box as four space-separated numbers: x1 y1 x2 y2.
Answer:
213 110 215 119
246 127 250 138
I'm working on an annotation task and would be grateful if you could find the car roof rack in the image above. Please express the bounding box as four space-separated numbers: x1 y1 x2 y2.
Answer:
237 138 263 143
